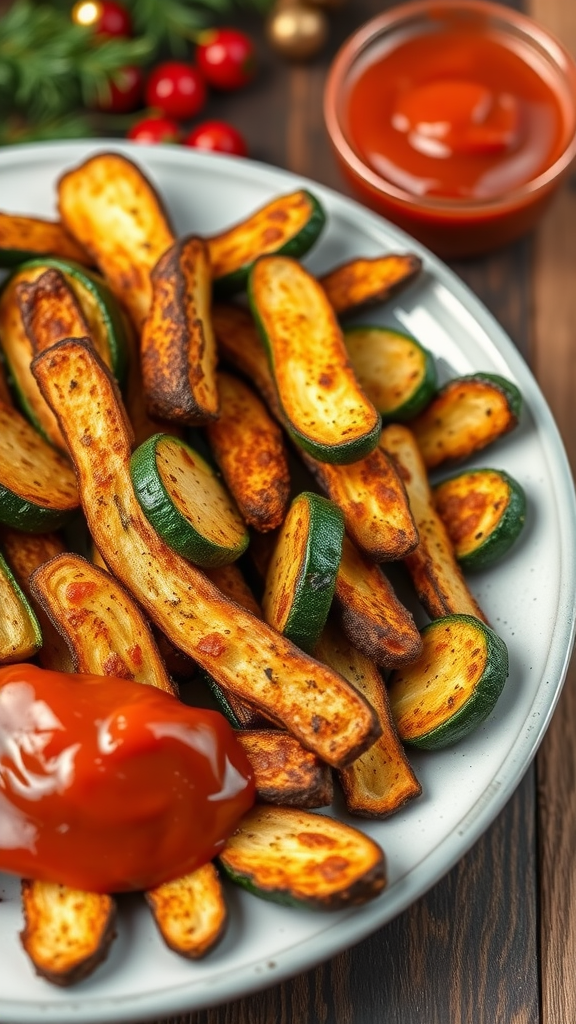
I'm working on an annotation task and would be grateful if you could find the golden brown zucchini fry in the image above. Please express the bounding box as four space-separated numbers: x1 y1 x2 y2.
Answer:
381 424 487 622
203 561 269 728
32 339 381 768
0 547 41 663
212 303 281 416
145 865 227 960
219 805 386 909
411 374 522 470
334 534 422 668
0 400 79 532
20 881 116 987
0 211 91 266
0 268 66 449
0 528 72 672
301 447 418 562
140 236 219 425
211 303 418 561
237 730 333 808
206 371 290 532
17 268 90 352
30 553 175 692
315 620 421 818
319 254 422 316
57 152 175 329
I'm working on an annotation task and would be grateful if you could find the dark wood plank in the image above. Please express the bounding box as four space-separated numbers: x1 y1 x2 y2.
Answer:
527 4 576 1022
153 2 540 1022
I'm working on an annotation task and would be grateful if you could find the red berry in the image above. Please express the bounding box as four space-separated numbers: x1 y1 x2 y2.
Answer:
196 29 257 91
145 62 206 122
127 116 181 145
184 120 248 157
98 1 132 36
98 65 144 114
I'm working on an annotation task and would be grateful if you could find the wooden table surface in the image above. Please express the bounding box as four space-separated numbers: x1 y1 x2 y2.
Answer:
148 1 576 1022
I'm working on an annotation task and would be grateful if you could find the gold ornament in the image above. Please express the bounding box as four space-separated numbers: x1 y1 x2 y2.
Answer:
267 5 329 61
71 0 103 27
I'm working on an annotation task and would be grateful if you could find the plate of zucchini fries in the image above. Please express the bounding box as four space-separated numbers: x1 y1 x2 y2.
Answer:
0 141 575 1023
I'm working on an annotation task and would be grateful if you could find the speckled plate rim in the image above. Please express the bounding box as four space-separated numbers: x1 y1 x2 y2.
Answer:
0 140 574 1024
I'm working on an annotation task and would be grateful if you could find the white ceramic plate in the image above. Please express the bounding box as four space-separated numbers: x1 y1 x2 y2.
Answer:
0 141 575 1024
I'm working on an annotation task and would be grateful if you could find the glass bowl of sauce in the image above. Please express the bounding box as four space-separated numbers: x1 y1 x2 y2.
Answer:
324 0 576 257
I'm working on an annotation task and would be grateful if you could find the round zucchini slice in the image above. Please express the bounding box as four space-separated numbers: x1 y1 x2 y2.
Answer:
262 491 344 652
433 468 527 570
130 434 249 568
343 325 437 421
15 258 129 387
208 190 326 297
388 614 509 749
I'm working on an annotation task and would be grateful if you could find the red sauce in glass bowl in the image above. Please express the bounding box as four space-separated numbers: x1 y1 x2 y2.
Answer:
346 26 565 201
325 1 576 257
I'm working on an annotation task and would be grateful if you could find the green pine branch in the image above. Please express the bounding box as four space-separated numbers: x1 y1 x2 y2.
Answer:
0 0 152 122
124 0 276 55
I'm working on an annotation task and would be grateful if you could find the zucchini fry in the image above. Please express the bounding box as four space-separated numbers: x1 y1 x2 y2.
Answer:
0 211 90 267
203 562 269 728
20 881 116 987
212 303 281 416
146 865 227 960
343 325 437 421
219 805 386 910
30 554 175 693
0 546 42 663
206 371 290 532
0 400 79 533
381 424 487 621
319 253 422 316
411 373 522 469
17 268 90 352
433 467 527 569
207 189 326 296
315 620 421 818
334 534 422 668
249 255 381 464
236 730 333 808
212 303 418 561
0 267 66 448
57 152 175 329
140 236 219 425
32 339 381 768
262 491 344 653
0 528 72 672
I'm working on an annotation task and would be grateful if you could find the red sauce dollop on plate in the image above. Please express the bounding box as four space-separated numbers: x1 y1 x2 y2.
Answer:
0 665 255 892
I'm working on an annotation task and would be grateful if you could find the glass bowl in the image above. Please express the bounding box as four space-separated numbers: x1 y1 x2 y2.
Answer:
324 0 576 257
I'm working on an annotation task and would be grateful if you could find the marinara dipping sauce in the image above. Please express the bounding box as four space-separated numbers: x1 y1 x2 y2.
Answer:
0 665 255 893
324 1 576 256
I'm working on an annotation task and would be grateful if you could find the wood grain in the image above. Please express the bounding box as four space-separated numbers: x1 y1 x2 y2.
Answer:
527 2 576 1022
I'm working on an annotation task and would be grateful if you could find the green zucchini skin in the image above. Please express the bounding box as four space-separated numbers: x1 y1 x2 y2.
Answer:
389 614 509 750
343 325 437 422
0 547 42 657
0 481 76 534
212 191 326 297
434 468 527 570
466 372 523 421
264 492 344 653
11 258 129 387
130 433 249 568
